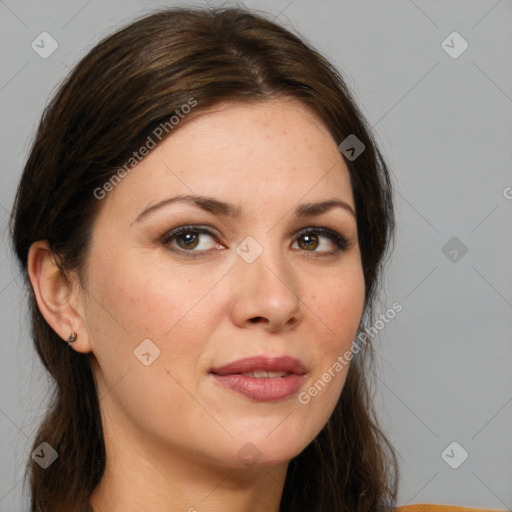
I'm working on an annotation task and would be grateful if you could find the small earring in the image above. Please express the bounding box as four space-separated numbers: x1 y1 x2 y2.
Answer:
67 331 77 344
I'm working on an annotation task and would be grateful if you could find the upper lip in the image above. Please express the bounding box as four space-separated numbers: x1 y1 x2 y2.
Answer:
211 355 307 376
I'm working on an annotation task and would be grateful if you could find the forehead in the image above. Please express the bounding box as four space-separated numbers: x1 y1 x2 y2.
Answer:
100 98 354 219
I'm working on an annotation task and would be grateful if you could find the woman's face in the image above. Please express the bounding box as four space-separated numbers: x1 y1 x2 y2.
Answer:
78 98 365 470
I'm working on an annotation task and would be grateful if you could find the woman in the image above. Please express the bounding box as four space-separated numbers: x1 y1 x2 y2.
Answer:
8 6 500 512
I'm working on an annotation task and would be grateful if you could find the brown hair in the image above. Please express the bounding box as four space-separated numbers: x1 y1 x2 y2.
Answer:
9 6 398 511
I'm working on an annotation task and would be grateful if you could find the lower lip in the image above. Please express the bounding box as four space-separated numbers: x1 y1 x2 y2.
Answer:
211 373 305 401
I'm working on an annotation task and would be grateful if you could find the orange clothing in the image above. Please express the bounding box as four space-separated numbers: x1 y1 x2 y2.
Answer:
395 505 506 512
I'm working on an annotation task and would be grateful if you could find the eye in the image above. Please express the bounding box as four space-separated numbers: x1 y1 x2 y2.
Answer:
161 225 349 257
292 227 349 254
162 226 222 254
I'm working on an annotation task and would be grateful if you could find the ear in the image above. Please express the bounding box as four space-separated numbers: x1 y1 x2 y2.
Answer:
27 240 93 354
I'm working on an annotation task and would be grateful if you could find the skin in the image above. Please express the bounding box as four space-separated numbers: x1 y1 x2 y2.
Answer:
28 98 365 512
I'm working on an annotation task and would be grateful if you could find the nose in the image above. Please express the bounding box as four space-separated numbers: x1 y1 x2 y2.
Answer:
229 245 304 332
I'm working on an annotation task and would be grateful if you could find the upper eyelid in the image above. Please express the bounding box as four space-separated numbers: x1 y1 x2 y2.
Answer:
164 225 218 236
163 224 342 237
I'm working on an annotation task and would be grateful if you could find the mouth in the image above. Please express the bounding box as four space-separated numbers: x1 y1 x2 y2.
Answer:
211 355 307 376
237 370 291 378
210 356 307 401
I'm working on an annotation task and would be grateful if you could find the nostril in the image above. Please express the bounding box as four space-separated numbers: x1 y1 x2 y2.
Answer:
249 316 266 324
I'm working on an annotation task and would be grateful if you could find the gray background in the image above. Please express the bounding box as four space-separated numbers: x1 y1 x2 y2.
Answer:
1 0 511 510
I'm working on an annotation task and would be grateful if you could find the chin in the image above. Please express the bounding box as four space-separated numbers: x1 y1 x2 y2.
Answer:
226 429 314 470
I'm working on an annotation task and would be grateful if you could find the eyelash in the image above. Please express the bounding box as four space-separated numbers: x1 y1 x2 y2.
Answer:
161 225 349 258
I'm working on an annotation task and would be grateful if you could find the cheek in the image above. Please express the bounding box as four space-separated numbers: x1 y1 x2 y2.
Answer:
310 265 365 348
84 253 228 397
89 251 222 337
83 255 223 430
299 266 365 410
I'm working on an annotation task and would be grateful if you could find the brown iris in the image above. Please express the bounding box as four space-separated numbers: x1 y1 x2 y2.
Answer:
298 233 319 251
176 232 200 250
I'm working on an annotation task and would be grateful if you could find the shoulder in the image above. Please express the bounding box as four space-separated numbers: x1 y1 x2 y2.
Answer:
395 505 507 512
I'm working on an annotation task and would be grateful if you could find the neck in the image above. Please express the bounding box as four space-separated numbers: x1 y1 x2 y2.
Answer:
89 417 288 512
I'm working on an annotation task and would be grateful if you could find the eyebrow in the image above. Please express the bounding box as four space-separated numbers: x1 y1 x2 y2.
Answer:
133 194 356 224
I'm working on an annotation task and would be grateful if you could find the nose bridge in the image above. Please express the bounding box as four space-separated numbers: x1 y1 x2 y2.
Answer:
231 232 303 330
238 232 296 291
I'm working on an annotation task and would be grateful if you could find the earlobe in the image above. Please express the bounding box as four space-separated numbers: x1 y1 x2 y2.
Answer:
27 240 91 353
